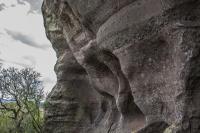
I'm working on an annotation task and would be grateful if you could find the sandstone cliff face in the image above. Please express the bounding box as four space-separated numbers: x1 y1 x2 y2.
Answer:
42 0 200 133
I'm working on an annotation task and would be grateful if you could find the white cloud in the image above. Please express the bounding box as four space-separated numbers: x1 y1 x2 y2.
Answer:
17 0 43 13
0 0 57 93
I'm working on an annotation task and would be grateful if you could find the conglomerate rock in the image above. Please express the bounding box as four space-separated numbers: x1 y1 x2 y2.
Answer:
42 0 200 133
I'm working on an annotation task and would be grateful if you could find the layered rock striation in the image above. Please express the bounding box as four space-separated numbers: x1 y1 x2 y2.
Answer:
42 0 200 133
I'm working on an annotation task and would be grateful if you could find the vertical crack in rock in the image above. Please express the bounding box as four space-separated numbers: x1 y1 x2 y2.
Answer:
107 122 114 133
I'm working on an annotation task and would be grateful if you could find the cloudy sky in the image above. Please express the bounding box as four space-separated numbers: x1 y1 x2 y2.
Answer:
0 0 57 93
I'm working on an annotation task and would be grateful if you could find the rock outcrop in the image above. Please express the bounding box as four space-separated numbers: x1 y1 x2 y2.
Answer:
42 0 200 133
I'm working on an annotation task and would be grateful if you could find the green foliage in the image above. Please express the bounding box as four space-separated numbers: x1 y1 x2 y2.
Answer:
0 102 44 133
0 112 15 133
0 67 45 133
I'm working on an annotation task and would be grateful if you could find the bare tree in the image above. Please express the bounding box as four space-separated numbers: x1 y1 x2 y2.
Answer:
0 67 44 133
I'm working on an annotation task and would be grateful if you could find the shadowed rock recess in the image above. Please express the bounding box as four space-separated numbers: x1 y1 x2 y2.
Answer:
42 0 200 133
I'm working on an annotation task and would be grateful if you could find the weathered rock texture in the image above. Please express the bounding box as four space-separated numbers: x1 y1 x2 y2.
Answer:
42 0 200 133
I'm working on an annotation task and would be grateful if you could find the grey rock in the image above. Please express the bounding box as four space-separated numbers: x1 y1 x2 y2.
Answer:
42 0 200 132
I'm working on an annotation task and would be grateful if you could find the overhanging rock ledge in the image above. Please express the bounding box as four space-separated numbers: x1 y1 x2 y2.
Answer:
42 0 200 133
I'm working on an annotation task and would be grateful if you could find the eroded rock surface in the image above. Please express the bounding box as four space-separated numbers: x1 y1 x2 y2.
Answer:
42 0 200 133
